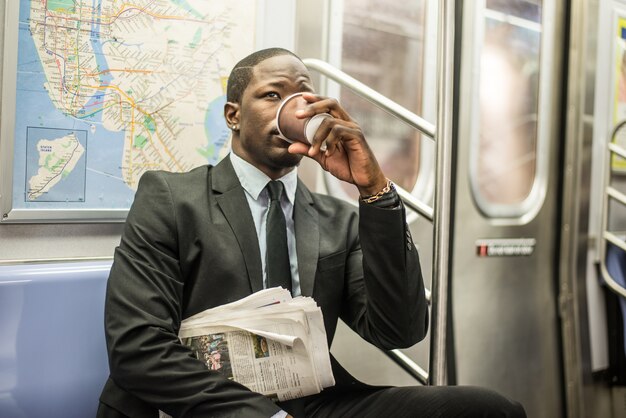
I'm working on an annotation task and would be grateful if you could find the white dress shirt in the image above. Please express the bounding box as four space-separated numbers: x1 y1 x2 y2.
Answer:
229 152 301 296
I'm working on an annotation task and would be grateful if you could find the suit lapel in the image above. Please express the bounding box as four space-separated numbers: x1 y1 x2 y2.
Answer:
294 180 319 297
212 157 264 293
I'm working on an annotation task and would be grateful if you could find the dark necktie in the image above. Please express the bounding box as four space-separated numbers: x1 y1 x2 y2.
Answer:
266 181 292 293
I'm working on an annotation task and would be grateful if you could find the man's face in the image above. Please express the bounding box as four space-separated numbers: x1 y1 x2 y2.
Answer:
228 54 315 178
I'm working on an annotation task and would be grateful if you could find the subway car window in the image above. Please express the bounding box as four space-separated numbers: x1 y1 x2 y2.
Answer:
327 0 432 201
470 0 544 218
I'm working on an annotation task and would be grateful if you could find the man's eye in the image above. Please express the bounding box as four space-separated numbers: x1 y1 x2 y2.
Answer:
265 92 280 99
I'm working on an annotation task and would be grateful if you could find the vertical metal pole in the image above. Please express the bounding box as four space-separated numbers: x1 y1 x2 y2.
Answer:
429 0 456 386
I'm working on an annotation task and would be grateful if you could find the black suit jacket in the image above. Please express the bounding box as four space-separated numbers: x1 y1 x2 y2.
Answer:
99 156 428 417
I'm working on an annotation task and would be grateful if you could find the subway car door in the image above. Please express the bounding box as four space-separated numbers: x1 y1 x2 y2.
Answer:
451 1 564 418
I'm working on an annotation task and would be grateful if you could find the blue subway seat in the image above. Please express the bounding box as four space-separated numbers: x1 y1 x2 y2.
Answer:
605 243 626 358
0 261 112 418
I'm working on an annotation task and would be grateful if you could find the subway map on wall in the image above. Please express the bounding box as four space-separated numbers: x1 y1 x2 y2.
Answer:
10 0 254 214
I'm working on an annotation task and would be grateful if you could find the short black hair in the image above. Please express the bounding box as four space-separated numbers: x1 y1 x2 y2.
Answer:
226 48 301 103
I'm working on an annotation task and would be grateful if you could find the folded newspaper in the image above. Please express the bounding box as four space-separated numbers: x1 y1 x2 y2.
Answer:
179 287 335 402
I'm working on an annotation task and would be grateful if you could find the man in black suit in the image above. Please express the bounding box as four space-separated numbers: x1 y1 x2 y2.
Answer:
98 48 525 418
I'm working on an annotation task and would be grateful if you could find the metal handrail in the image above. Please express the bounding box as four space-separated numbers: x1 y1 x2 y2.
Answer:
429 0 455 387
599 119 626 299
387 349 429 385
397 187 435 222
609 142 626 160
302 0 456 387
608 186 626 206
302 59 436 140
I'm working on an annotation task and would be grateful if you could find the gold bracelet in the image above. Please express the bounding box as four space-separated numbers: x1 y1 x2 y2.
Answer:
360 179 394 204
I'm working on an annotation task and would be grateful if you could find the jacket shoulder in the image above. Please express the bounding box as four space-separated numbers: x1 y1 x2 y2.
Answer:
140 165 211 182
136 165 212 193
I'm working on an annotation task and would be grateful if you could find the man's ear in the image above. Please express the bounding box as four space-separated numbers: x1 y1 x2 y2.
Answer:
224 102 240 130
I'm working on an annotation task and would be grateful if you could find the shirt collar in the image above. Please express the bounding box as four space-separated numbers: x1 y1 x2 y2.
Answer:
229 152 297 204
